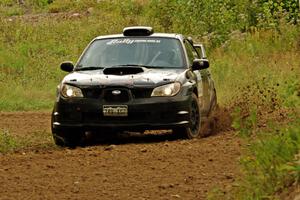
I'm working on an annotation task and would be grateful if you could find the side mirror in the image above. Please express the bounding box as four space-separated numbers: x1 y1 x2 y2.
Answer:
60 61 74 72
191 59 209 71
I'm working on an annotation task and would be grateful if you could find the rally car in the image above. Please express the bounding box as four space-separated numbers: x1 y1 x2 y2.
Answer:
51 26 217 147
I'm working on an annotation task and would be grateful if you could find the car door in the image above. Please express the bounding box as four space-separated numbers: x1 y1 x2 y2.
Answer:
184 39 210 115
194 44 215 114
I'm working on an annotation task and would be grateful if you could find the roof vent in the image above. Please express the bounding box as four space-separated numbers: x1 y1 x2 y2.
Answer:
123 26 154 36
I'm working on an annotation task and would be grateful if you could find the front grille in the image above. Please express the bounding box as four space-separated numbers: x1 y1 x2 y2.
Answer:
103 88 130 103
82 87 153 100
131 88 153 99
82 88 102 99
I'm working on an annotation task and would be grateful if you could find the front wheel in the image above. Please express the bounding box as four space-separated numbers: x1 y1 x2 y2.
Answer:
51 113 85 147
173 93 202 139
52 129 84 148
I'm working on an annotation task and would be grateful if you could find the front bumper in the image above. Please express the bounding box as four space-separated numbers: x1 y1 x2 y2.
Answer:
52 93 192 132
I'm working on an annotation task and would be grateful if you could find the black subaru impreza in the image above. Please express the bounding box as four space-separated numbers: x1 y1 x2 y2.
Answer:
51 26 217 147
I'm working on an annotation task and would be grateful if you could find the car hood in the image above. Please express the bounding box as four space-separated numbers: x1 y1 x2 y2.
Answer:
62 68 187 87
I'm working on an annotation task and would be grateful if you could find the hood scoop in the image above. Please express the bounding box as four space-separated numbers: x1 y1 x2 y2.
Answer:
103 66 144 75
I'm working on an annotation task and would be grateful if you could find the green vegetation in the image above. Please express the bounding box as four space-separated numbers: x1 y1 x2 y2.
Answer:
208 23 300 198
236 121 300 199
0 130 55 153
216 22 299 198
0 0 299 198
0 0 298 110
0 130 18 153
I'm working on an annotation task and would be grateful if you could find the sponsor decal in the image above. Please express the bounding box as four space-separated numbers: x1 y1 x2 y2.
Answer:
107 39 161 45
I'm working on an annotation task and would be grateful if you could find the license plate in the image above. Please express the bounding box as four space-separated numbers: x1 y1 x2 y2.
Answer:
103 105 128 117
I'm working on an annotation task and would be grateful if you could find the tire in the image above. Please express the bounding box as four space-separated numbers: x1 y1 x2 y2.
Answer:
51 112 84 148
52 129 84 148
173 93 202 139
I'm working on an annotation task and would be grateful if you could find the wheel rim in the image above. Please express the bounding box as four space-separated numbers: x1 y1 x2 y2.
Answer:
190 99 200 136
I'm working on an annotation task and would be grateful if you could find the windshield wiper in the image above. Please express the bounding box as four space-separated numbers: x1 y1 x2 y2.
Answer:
75 66 104 71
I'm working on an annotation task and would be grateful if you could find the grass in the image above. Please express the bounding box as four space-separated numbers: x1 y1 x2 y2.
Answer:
0 1 299 199
0 1 298 110
0 0 299 110
0 129 55 154
0 3 138 110
0 82 55 111
211 24 300 106
232 117 300 199
0 130 18 153
211 25 299 199
209 23 300 199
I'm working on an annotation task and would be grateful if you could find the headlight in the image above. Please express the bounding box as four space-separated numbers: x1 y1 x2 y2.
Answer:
151 82 181 97
61 84 83 98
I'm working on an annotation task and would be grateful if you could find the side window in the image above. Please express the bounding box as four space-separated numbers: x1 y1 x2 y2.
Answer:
184 40 199 65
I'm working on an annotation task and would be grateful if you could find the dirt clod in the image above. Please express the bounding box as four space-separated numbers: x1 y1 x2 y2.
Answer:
104 145 116 151
171 194 181 198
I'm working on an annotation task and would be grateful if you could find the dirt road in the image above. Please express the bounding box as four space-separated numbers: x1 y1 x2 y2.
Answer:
0 112 241 200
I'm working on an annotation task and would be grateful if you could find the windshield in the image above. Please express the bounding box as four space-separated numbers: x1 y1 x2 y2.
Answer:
76 37 185 69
